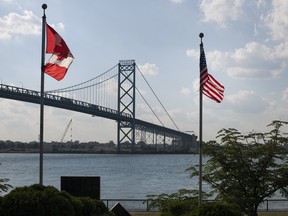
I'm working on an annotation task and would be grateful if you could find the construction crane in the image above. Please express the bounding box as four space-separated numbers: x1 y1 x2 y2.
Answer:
60 119 72 143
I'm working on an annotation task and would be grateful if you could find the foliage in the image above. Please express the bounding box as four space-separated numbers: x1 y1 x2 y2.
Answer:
0 184 114 216
146 189 241 216
146 189 210 216
187 120 288 216
78 197 111 216
0 177 12 194
196 202 242 216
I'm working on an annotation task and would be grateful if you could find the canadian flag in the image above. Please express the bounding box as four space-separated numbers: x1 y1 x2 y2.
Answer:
44 24 74 81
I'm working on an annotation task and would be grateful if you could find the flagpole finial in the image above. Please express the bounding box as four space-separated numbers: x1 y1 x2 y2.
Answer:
42 4 47 10
199 32 204 44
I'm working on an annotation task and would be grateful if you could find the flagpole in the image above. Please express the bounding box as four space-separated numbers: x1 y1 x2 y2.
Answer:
40 3 47 185
199 32 204 206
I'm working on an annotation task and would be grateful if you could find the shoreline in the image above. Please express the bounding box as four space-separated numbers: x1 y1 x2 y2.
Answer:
0 150 198 154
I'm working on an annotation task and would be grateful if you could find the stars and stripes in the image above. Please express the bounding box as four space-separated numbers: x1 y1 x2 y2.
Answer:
200 43 224 103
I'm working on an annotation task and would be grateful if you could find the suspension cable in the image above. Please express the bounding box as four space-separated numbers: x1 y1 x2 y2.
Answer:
46 74 118 93
122 70 165 127
136 84 165 127
136 64 180 131
43 61 180 131
45 64 118 93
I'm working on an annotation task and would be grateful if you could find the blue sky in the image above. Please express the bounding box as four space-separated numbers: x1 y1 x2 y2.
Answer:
0 0 287 143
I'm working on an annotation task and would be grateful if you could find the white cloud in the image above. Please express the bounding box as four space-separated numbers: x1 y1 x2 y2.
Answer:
138 63 159 76
103 78 118 97
199 0 244 27
186 41 287 80
192 78 200 92
226 90 269 113
273 41 288 60
253 23 258 36
181 87 191 95
282 88 288 101
0 100 39 141
186 49 198 58
170 0 185 4
228 42 282 78
0 10 41 40
48 22 65 31
262 0 288 41
206 50 229 72
56 22 65 30
256 0 266 8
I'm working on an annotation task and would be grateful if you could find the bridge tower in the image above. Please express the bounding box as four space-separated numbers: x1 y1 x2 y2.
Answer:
117 60 136 152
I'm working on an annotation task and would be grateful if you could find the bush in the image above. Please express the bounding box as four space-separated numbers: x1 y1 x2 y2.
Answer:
147 189 204 216
0 184 113 216
196 202 242 216
78 197 112 216
167 199 197 216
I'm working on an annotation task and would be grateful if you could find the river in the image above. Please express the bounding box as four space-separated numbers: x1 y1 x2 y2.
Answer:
0 153 209 199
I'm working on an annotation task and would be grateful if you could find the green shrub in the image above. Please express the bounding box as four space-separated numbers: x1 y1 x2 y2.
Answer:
146 189 205 216
0 184 74 216
148 198 197 216
0 184 113 216
70 196 84 216
196 202 242 216
168 199 197 216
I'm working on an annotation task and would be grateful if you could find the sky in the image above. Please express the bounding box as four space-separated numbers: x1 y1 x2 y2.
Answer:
0 0 287 143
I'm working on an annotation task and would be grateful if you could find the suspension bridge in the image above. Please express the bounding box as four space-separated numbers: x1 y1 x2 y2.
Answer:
0 60 197 153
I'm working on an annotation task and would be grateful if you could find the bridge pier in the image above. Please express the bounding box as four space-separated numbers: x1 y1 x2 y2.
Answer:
117 60 136 153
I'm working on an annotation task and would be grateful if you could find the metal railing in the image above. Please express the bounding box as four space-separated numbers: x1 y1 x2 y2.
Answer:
101 199 157 212
258 199 288 211
101 198 288 212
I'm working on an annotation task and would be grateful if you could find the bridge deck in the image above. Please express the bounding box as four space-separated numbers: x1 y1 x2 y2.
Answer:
0 84 194 142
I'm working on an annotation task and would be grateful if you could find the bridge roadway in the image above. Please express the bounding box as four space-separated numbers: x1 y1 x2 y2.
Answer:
0 84 194 143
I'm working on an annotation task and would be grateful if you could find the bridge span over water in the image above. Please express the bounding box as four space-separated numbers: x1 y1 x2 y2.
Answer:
0 60 197 153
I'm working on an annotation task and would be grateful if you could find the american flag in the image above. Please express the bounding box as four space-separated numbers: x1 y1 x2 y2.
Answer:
200 44 224 103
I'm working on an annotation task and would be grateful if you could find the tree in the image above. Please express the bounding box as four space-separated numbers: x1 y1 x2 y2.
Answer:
146 189 201 216
0 178 12 195
188 120 288 216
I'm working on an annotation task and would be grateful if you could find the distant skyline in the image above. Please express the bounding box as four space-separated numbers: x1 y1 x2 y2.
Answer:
0 0 288 143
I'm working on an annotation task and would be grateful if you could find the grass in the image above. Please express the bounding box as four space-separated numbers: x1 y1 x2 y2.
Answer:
129 211 288 216
130 213 160 216
258 212 288 216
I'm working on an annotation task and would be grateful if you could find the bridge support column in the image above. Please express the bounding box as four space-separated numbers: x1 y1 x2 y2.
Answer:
117 60 136 153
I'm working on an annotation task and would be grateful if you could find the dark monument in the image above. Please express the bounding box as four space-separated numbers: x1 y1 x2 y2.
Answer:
61 176 100 199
